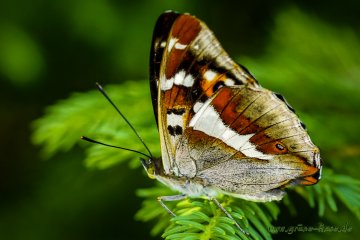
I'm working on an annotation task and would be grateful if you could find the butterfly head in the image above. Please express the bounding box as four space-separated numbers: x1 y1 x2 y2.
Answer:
141 157 164 179
141 158 155 179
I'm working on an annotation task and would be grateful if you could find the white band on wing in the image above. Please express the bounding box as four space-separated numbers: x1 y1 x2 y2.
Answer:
189 102 273 160
160 70 195 91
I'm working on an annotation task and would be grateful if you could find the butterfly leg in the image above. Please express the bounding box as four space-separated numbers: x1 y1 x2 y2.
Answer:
157 194 187 217
211 197 249 235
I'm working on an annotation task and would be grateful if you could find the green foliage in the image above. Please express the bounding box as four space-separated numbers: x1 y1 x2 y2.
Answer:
133 170 360 240
32 81 160 169
31 7 360 240
135 183 279 240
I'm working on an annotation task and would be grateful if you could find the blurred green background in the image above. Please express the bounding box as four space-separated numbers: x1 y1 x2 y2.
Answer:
1 0 359 239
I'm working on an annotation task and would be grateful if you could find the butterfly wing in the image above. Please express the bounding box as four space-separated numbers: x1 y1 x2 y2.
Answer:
150 12 259 174
150 11 180 125
149 12 321 201
176 86 321 201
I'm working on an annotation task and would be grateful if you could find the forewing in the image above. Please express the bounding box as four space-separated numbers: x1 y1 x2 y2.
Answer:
150 11 180 126
151 12 259 174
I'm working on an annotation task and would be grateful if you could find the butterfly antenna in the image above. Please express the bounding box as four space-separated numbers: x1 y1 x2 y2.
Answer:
81 136 151 159
95 82 153 158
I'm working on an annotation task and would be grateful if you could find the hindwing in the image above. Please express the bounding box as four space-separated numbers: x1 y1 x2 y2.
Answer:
178 86 320 200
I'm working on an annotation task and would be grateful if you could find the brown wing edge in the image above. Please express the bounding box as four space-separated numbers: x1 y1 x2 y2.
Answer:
149 11 180 127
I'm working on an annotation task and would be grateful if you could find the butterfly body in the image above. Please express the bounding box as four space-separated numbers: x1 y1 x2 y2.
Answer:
145 11 322 203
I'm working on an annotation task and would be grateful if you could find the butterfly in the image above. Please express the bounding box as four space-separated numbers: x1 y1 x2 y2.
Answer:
141 10 322 210
80 10 322 235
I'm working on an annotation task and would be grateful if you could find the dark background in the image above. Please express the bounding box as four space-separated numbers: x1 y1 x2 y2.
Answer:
0 0 359 239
